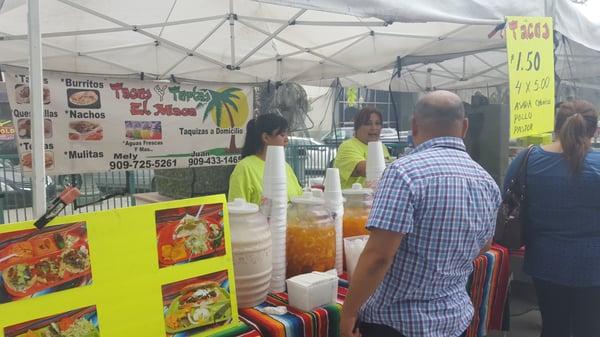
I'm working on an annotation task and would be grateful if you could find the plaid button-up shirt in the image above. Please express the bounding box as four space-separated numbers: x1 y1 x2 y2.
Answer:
359 137 501 337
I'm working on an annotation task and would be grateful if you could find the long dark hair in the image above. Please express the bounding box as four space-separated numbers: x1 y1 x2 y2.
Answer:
241 113 289 158
555 100 598 174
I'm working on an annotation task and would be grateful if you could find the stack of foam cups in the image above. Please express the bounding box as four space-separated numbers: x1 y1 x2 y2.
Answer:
324 168 344 275
262 146 288 293
366 141 386 189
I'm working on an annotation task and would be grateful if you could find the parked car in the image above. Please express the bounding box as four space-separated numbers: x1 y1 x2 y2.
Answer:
320 127 410 157
287 137 337 174
320 127 354 145
0 160 56 209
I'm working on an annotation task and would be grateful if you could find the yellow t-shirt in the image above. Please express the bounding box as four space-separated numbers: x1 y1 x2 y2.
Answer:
334 137 391 189
228 155 304 205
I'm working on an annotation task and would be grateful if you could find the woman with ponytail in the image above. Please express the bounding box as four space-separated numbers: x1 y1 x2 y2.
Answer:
228 113 303 205
503 100 600 337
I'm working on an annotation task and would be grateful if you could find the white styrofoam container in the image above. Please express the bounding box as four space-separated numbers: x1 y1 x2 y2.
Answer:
286 272 338 312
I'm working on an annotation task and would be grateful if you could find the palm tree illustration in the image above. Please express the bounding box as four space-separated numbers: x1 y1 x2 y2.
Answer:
203 88 243 153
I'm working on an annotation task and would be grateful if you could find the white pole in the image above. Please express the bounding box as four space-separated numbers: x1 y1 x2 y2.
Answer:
229 0 236 68
27 0 47 217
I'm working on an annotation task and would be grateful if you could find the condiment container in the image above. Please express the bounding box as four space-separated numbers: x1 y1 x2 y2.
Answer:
286 272 338 311
228 198 272 308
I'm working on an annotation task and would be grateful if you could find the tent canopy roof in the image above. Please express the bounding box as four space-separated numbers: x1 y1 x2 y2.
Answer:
0 0 598 90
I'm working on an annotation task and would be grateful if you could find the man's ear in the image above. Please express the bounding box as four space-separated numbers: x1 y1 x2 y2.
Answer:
461 118 469 138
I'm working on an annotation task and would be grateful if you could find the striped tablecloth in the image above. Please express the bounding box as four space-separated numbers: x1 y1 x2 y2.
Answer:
211 322 262 337
236 246 509 337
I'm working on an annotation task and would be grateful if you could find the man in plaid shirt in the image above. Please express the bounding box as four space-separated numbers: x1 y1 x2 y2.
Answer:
340 91 501 337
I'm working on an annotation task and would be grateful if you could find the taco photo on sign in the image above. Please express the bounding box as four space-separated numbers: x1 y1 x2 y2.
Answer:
3 305 99 337
0 222 92 303
155 204 225 268
162 271 232 336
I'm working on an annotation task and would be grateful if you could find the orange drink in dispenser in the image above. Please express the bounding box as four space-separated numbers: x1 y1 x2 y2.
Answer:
342 183 373 238
286 191 335 278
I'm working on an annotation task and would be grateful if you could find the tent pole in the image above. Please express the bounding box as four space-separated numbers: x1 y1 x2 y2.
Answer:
159 16 229 79
27 0 47 217
473 54 508 76
236 15 386 27
229 0 236 68
238 18 365 73
434 62 461 80
1 15 227 41
58 0 225 67
241 32 367 69
235 9 306 68
286 33 370 82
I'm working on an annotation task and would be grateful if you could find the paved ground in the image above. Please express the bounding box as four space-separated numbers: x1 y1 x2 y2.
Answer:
488 281 541 337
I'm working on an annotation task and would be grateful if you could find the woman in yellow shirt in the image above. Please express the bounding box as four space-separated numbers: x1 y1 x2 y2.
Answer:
334 107 391 189
228 113 303 205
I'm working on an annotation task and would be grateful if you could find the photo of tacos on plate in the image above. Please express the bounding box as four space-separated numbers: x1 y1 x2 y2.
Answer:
155 204 225 268
14 84 50 105
3 264 35 293
3 305 99 337
67 89 100 109
20 151 54 170
0 222 92 304
162 272 232 336
69 121 103 141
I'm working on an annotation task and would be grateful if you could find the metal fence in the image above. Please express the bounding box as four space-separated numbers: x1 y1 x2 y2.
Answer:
285 142 406 187
285 144 337 187
0 155 154 224
0 142 408 224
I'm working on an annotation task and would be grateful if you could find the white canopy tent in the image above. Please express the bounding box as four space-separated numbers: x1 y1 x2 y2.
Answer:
0 0 522 85
2 0 598 90
1 0 599 215
1 0 597 92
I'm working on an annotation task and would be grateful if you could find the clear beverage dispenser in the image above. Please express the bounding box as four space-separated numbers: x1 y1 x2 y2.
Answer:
286 191 335 278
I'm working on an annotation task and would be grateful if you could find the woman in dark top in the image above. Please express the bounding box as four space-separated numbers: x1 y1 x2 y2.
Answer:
504 100 600 337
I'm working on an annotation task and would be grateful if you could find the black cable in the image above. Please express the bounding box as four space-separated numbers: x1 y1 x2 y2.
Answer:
563 35 579 98
332 78 344 146
388 57 403 158
74 190 127 210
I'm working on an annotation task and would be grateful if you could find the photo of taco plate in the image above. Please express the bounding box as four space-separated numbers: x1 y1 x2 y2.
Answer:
164 281 231 334
20 151 54 170
3 264 35 293
14 84 51 105
158 213 224 266
2 245 91 297
5 306 100 337
67 89 100 109
69 121 102 141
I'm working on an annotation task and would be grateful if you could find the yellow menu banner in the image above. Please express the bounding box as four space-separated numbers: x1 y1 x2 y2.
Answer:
506 16 555 139
0 195 240 337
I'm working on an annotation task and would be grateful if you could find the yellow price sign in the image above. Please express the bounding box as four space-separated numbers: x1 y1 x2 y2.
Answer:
506 16 555 139
0 195 243 337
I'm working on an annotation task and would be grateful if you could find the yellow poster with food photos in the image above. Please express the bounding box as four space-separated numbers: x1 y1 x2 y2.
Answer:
0 194 241 337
